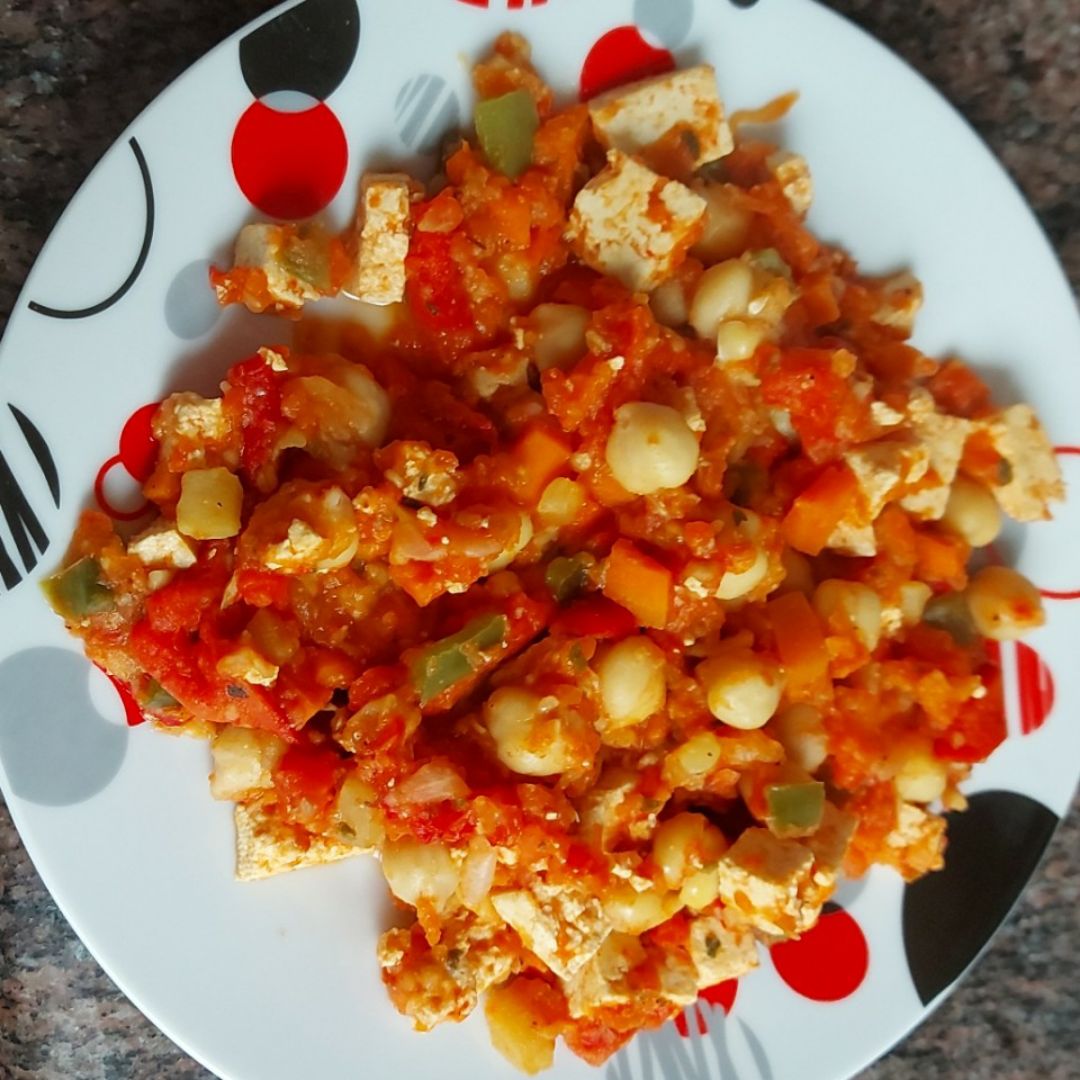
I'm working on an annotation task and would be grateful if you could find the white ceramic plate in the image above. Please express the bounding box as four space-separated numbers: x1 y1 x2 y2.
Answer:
0 1 1077 1078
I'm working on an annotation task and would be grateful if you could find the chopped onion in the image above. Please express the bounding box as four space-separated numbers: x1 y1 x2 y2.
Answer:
461 836 497 908
385 760 469 807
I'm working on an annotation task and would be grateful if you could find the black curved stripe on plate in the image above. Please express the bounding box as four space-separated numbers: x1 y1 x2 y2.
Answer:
902 789 1059 1005
0 443 49 590
9 405 60 508
240 0 360 101
28 137 155 321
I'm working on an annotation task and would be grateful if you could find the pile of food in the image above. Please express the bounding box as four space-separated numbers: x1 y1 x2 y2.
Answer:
47 34 1062 1074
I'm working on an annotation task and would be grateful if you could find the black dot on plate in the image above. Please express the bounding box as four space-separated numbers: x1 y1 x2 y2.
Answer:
729 0 760 8
902 789 1059 1006
240 0 361 101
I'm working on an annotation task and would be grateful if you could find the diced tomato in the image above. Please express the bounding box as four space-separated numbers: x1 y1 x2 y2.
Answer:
273 744 344 819
144 564 229 635
223 354 286 478
405 230 473 335
551 595 638 638
236 568 291 609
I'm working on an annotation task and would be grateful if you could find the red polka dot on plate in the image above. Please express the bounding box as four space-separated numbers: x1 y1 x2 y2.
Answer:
232 100 348 219
770 907 869 1002
579 26 676 101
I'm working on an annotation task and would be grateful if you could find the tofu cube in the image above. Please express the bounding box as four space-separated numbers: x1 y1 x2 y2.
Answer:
900 392 973 520
869 271 923 335
715 827 816 937
349 173 413 306
491 880 610 981
686 913 759 988
233 224 323 309
587 65 734 168
981 404 1064 521
567 151 706 292
766 150 813 217
127 521 198 569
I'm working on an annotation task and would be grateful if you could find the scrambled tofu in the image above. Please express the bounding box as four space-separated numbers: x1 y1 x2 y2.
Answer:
981 404 1064 521
127 521 197 570
491 879 611 981
349 173 413 306
827 439 931 556
899 390 972 520
232 224 324 311
587 66 734 169
686 912 759 987
869 271 923 335
234 800 358 882
766 150 813 217
715 828 817 937
566 151 707 292
884 802 947 881
379 917 520 1030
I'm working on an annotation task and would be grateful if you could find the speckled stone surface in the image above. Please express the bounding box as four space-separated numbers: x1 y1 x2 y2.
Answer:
1 1 1078 1077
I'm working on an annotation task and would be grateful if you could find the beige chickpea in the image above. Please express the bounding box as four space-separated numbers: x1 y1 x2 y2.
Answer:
893 747 948 804
716 514 770 600
965 566 1045 641
715 318 768 363
696 650 784 730
597 636 667 727
604 884 681 934
537 477 585 526
530 303 590 372
898 581 933 627
771 704 828 773
662 730 726 788
381 838 460 911
691 183 754 262
650 278 690 329
483 686 578 776
813 579 883 652
605 402 700 495
689 260 755 341
652 811 727 890
942 477 1002 548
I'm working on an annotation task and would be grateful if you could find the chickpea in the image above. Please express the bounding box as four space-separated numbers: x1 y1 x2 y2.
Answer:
604 884 681 934
696 650 784 730
597 636 667 727
691 183 754 262
650 278 690 329
689 260 755 341
381 838 460 911
813 579 883 652
771 704 828 773
531 303 590 372
483 686 578 776
662 730 726 788
715 318 768 363
652 811 727 890
537 477 585 526
898 581 933 627
716 521 769 601
965 566 1045 641
942 477 1002 548
605 402 700 495
893 747 948 804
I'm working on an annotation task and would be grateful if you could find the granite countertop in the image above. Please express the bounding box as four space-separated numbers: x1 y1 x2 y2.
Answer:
1 1 1077 1077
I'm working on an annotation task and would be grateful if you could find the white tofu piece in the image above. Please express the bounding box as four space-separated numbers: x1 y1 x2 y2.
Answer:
169 393 229 444
981 404 1064 521
587 65 733 169
566 151 707 292
870 399 905 430
884 802 947 879
128 521 197 569
899 392 973 520
350 173 413 306
491 879 610 981
686 913 759 988
381 442 460 507
564 933 698 1018
233 224 323 309
826 439 930 555
766 150 813 217
869 271 923 335
234 801 358 881
715 828 816 937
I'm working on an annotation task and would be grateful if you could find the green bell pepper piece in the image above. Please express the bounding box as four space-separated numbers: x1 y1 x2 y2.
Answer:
923 592 976 646
766 780 825 835
545 555 589 604
474 89 539 179
143 679 180 713
43 558 115 618
281 234 331 291
411 613 508 706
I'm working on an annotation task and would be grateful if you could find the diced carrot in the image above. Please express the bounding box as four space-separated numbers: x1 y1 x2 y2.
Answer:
914 529 970 590
781 464 860 556
768 591 830 702
602 540 672 629
511 424 573 505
